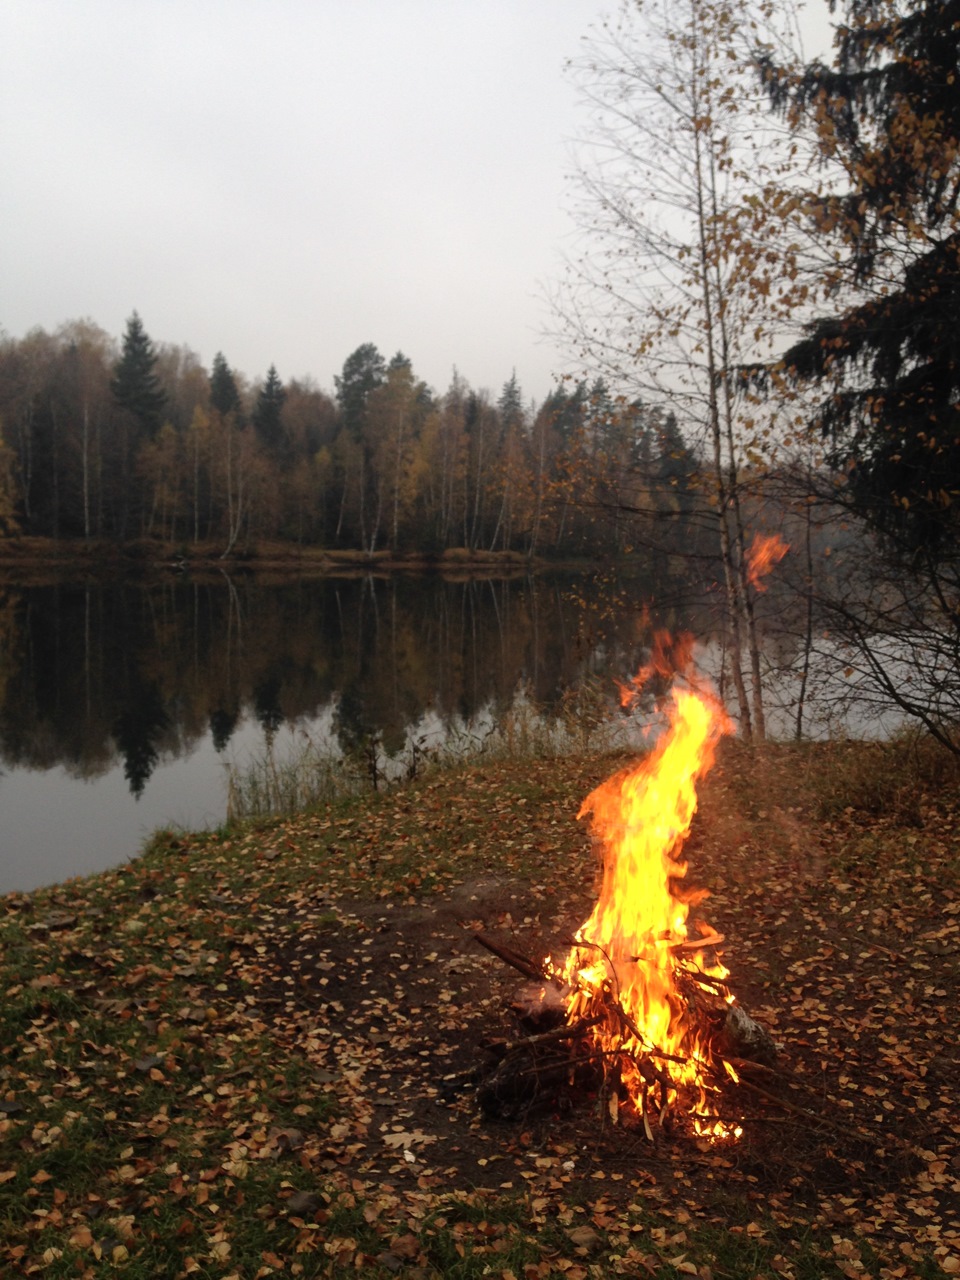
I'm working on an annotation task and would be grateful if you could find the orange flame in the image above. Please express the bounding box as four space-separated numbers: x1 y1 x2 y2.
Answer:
555 665 740 1138
745 532 788 592
616 630 696 709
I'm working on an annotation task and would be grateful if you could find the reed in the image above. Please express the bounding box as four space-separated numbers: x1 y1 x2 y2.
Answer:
224 680 633 821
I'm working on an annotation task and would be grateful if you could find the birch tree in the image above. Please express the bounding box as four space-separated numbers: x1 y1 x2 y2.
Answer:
555 0 806 735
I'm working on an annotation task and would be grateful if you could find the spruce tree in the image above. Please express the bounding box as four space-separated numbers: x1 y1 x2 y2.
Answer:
111 312 165 436
252 364 286 454
761 0 960 553
210 351 241 417
498 372 524 429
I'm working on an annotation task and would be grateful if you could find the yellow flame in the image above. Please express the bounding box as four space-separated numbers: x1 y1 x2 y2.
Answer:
558 685 738 1136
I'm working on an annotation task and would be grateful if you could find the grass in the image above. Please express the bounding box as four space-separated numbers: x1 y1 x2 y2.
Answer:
225 677 629 821
2 735 959 1277
807 728 960 823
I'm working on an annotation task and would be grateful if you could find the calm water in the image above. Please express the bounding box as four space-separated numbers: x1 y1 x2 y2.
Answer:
3 568 723 893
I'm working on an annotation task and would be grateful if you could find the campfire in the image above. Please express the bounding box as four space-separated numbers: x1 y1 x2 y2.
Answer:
475 638 775 1139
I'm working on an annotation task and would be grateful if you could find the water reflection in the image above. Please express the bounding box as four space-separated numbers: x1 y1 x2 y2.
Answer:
1 569 698 892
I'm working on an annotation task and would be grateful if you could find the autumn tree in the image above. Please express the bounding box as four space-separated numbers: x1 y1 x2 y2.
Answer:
463 390 499 550
0 328 57 530
385 355 426 550
528 385 581 555
282 379 338 543
138 422 184 540
533 382 593 552
58 320 114 539
155 344 208 433
193 352 238 544
334 344 387 547
555 0 804 736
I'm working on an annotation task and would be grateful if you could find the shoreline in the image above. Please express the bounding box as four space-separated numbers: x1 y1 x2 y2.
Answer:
0 535 604 581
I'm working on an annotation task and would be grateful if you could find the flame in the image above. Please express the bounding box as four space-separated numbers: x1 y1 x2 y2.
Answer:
554 674 740 1138
616 630 696 709
745 532 788 592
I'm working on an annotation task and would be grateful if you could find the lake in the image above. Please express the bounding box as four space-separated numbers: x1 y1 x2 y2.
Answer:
1 567 718 893
0 563 900 895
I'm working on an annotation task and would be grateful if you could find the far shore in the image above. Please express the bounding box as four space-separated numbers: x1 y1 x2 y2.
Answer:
0 535 580 581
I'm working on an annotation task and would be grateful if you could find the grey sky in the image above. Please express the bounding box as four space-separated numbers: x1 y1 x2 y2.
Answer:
1 1 835 406
1 1 599 403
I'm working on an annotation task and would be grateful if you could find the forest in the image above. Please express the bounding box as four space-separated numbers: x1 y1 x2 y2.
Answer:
0 319 712 563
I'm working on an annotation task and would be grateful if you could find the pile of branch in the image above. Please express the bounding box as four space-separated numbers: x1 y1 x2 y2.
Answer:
472 931 907 1155
473 930 776 1131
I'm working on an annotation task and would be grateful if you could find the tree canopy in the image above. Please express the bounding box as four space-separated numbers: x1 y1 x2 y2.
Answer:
760 0 960 553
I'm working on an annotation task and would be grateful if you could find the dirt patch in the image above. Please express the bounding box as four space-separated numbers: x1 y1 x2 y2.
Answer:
221 855 953 1243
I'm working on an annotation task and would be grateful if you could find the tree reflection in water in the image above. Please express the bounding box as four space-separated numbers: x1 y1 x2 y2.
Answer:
0 568 723 890
0 570 688 796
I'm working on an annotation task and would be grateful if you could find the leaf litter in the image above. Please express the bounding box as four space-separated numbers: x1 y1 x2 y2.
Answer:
1 742 958 1278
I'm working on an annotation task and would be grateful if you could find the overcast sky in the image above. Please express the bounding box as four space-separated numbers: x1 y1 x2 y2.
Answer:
1 2 835 406
1 1 608 403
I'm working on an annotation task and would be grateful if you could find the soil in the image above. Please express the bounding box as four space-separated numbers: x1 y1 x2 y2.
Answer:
221 857 951 1237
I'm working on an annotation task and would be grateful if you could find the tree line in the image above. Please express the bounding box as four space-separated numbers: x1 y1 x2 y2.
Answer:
0 317 716 563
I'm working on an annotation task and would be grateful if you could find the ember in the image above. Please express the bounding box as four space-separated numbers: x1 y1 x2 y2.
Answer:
745 531 789 592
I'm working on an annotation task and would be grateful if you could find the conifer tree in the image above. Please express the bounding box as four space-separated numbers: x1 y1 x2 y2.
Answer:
209 352 241 417
335 344 386 437
111 312 165 436
761 0 960 553
252 364 286 455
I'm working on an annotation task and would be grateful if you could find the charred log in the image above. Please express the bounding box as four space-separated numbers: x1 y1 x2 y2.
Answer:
473 931 550 983
719 1003 778 1066
477 1024 605 1119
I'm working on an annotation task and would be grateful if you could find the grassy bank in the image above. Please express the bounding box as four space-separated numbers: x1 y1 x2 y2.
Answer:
2 739 958 1279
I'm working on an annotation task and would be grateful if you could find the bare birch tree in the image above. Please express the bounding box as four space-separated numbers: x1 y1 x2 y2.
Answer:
554 0 807 735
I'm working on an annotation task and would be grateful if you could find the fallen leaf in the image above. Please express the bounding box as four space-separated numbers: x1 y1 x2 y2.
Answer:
567 1226 599 1249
